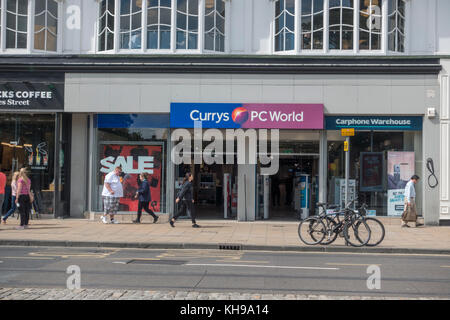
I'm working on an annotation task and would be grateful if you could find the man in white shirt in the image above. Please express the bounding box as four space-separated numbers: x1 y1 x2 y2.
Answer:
101 166 123 224
402 175 422 228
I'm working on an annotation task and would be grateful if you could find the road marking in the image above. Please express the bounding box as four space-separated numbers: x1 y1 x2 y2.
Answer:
112 261 127 264
0 257 55 260
185 263 339 271
29 252 111 259
440 266 450 268
215 260 269 264
326 263 382 267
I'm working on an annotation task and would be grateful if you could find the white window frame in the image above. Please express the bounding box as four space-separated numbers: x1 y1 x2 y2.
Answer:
0 0 62 54
328 0 354 52
96 0 116 53
387 0 405 53
358 0 383 52
146 0 173 52
175 0 199 50
117 0 143 52
33 0 60 53
203 0 226 53
273 0 295 53
299 0 325 54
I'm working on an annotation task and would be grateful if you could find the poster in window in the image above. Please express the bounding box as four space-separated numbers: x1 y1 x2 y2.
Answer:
387 151 415 216
100 144 163 212
360 152 384 192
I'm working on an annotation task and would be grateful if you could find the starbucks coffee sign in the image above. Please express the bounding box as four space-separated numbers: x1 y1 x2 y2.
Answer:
0 80 64 111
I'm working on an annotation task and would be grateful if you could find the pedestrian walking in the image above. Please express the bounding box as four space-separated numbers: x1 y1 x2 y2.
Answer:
401 174 423 228
0 169 6 219
2 171 19 224
170 173 199 228
101 166 123 224
133 172 159 224
15 168 33 230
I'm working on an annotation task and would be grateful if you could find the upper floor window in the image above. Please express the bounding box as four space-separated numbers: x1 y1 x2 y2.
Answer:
176 0 199 50
359 0 382 50
329 0 353 50
388 0 405 52
274 0 295 52
6 0 28 49
120 0 142 49
204 0 225 52
34 0 58 52
98 0 115 52
147 0 172 50
301 0 324 50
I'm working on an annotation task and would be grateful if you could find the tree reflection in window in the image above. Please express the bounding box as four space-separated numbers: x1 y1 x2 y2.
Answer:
120 0 142 49
148 0 172 49
275 0 295 52
204 0 225 52
329 0 353 50
388 0 405 52
359 0 382 50
301 0 324 50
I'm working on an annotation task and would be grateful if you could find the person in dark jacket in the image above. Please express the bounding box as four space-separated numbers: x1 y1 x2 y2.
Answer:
133 172 158 224
170 173 199 228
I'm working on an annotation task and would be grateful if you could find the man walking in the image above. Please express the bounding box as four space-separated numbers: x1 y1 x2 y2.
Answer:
401 175 422 228
101 166 123 224
0 170 6 218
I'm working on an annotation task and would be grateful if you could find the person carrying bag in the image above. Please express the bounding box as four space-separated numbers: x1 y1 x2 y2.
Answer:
15 168 33 229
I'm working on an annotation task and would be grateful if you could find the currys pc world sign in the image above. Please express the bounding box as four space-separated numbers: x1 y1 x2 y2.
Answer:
170 103 324 129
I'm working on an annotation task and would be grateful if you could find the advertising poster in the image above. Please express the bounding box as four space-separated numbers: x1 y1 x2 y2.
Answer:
387 152 415 216
100 144 163 212
360 152 384 192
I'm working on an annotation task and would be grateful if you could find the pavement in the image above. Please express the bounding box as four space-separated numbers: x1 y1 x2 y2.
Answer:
0 287 446 300
0 214 449 254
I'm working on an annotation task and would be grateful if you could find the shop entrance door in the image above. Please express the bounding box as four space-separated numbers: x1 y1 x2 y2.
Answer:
257 154 319 220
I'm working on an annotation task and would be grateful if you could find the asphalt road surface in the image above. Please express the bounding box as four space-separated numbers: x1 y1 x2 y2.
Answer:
0 246 449 298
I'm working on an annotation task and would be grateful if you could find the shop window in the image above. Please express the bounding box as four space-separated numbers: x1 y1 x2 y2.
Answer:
98 0 115 52
6 0 28 49
0 114 55 215
359 0 382 50
274 0 295 52
34 0 58 52
388 0 405 52
204 0 225 52
94 126 169 214
301 0 324 50
147 0 172 50
329 0 353 50
176 0 199 49
120 0 142 49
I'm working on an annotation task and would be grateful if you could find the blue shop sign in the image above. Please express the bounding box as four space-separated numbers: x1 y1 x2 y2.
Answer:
96 114 170 128
325 116 422 131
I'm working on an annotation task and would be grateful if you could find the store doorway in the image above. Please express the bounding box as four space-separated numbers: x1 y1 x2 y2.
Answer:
175 162 239 220
257 154 319 220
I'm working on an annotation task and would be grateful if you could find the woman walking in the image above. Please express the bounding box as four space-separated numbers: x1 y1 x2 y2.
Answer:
133 172 159 224
15 168 33 230
2 171 19 224
170 173 200 228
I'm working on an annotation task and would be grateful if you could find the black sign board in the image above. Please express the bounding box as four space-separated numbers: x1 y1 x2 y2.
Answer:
0 73 64 111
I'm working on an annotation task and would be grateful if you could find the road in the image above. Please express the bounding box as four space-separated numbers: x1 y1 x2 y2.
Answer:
0 246 449 298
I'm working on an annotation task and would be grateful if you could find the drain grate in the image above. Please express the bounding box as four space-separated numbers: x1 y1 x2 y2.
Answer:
218 244 242 250
127 259 187 265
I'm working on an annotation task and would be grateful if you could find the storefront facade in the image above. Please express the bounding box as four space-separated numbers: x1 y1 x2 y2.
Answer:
63 57 442 225
0 73 70 218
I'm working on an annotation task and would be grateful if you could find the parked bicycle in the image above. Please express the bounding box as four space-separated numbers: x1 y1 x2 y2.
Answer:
298 200 385 247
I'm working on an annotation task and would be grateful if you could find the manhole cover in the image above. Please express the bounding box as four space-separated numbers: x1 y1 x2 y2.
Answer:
127 259 187 265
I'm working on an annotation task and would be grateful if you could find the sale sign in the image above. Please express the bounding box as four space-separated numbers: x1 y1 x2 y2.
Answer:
100 144 163 212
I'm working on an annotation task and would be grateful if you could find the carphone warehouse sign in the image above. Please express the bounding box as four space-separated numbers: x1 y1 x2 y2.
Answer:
170 103 324 129
326 116 422 131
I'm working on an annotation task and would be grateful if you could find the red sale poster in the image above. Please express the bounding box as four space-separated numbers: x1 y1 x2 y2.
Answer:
100 144 163 212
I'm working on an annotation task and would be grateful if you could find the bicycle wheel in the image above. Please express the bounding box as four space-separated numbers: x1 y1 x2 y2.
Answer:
298 217 326 245
316 216 339 245
356 217 385 247
344 215 371 247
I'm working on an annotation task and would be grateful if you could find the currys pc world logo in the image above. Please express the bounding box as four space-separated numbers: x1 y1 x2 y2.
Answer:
171 103 324 129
